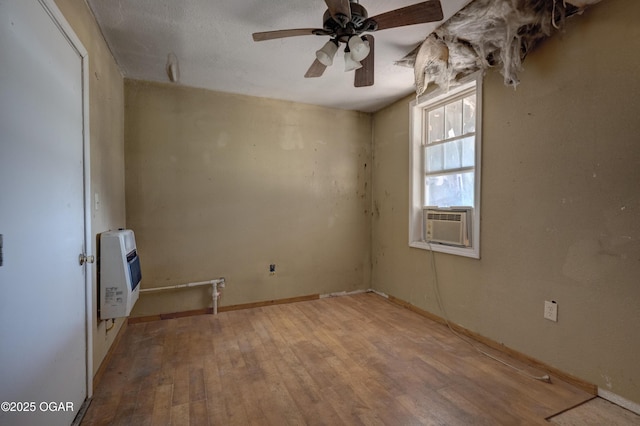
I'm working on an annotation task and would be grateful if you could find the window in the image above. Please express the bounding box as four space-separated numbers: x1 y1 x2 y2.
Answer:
409 74 482 258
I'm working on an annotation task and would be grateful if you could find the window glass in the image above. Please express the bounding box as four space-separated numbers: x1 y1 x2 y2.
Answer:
461 136 475 168
425 171 474 207
445 100 463 139
463 94 476 134
428 107 445 143
426 144 443 173
425 92 476 207
443 140 461 170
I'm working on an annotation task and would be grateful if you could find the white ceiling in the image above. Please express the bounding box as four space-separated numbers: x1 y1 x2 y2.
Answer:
87 0 472 112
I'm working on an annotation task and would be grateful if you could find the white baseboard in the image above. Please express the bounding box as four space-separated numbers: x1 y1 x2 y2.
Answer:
320 289 368 298
598 388 640 415
367 288 389 298
319 288 389 299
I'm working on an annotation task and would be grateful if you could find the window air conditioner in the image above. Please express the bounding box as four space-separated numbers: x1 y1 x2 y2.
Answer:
424 207 472 247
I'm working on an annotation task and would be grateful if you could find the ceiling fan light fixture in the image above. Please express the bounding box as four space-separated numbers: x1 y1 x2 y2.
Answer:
348 36 370 62
344 50 362 72
316 40 339 66
251 0 446 86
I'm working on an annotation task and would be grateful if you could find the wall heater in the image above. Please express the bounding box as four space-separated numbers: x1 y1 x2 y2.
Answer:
99 229 141 319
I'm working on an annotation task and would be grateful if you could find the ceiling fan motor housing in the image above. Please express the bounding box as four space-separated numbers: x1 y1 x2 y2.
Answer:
322 2 371 42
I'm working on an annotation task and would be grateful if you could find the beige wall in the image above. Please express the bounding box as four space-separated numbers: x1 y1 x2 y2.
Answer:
372 0 640 405
125 81 372 315
55 0 126 376
54 0 639 407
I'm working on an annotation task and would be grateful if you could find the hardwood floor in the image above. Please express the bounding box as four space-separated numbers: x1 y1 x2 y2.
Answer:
82 293 597 425
549 398 640 425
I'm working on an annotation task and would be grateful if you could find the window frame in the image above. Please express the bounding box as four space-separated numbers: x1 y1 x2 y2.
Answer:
409 73 483 259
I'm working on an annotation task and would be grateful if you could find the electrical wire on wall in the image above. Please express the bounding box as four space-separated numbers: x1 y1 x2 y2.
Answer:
105 318 116 332
426 242 551 383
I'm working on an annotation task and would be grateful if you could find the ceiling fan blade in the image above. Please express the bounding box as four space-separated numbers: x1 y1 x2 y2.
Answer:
370 0 443 31
324 0 351 27
305 59 327 78
355 35 374 87
253 28 322 42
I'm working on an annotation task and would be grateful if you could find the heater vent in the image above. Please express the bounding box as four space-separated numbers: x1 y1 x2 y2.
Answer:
100 229 142 319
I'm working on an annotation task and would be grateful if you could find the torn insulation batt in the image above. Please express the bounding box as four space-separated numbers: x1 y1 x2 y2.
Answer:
398 0 603 96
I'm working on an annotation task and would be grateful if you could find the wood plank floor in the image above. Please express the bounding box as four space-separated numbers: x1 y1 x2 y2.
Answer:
82 293 596 425
548 397 640 425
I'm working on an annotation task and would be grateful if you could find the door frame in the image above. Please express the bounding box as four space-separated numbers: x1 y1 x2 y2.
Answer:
39 0 94 399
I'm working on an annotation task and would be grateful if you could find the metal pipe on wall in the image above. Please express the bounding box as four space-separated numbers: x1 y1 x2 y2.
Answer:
139 278 226 314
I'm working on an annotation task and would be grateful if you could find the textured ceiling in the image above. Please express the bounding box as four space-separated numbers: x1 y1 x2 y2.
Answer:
87 0 472 112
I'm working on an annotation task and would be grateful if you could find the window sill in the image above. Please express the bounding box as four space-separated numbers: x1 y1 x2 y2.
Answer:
409 240 480 259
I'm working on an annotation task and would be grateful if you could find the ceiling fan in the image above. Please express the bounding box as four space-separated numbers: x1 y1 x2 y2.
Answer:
252 0 443 87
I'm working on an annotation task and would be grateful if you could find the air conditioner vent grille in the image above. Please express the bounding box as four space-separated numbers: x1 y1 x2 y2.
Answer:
427 213 462 222
423 208 472 247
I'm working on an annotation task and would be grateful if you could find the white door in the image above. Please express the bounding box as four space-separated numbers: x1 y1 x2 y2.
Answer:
0 1 89 425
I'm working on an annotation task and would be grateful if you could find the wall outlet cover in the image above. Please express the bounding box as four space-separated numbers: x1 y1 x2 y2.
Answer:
544 300 558 322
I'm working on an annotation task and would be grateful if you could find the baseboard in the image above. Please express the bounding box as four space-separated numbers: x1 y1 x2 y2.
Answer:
71 397 92 426
367 288 389 298
385 294 597 396
218 294 320 312
387 295 448 325
92 319 127 392
598 388 640 415
128 308 213 324
320 289 368 298
128 294 321 323
320 289 388 299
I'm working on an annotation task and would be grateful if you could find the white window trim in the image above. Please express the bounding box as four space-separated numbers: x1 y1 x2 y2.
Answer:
409 72 483 259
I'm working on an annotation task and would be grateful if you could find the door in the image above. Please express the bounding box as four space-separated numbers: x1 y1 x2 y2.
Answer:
0 1 89 425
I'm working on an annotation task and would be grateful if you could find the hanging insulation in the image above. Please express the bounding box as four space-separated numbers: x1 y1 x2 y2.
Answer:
400 0 603 96
413 34 450 95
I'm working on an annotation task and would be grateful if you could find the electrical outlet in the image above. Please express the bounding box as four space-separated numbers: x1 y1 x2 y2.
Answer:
544 300 558 322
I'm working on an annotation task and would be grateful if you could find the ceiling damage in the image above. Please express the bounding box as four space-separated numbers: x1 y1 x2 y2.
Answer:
85 0 472 113
397 0 603 96
85 0 604 111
